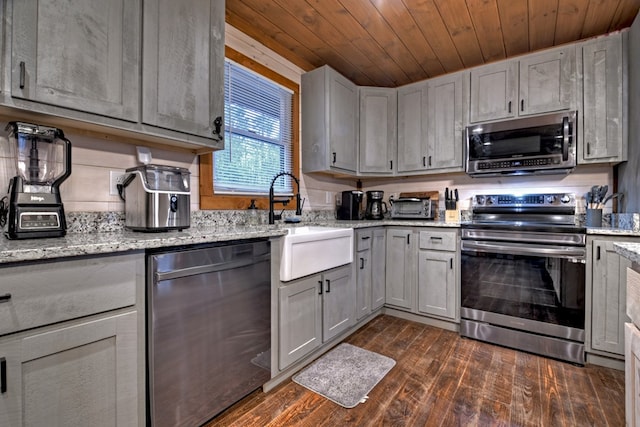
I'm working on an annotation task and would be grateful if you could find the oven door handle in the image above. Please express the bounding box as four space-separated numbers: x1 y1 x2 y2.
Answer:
461 240 585 260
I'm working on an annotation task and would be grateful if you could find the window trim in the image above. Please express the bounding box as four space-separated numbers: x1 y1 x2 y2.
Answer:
200 46 300 210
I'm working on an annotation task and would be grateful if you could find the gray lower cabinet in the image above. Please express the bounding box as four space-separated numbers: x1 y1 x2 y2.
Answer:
588 237 633 356
0 253 144 427
0 311 138 427
278 263 355 370
142 0 225 142
11 0 140 121
371 228 386 311
417 230 459 320
355 227 386 320
385 228 416 310
580 32 627 164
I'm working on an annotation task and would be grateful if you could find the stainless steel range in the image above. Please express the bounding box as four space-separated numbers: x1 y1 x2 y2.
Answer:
460 193 586 364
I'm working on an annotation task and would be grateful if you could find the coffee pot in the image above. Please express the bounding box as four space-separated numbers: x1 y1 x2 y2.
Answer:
365 190 387 220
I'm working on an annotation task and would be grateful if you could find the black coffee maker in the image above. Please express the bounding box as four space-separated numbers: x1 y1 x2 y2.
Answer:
365 190 387 220
336 190 363 220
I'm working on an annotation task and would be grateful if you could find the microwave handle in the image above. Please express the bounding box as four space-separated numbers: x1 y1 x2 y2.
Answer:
562 116 570 161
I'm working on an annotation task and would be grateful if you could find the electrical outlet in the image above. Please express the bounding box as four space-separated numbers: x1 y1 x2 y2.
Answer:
109 170 126 196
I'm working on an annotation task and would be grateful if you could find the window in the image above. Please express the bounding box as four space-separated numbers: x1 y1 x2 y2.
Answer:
200 47 299 210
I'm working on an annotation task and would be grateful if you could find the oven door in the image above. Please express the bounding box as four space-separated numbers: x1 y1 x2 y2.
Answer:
460 239 586 343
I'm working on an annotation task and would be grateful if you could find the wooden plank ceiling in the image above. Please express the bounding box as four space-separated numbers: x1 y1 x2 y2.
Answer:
226 0 640 87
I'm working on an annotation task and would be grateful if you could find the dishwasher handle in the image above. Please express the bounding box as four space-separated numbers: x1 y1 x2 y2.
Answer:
154 253 270 282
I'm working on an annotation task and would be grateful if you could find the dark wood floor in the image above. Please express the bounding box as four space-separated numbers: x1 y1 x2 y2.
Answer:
206 315 625 427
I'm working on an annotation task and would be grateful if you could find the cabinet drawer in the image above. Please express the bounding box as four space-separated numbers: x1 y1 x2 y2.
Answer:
356 230 373 251
419 230 457 251
0 253 141 337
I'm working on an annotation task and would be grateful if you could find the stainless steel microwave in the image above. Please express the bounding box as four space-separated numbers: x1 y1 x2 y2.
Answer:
465 111 577 177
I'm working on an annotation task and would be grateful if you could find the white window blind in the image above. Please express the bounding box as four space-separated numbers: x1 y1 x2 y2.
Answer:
214 60 294 195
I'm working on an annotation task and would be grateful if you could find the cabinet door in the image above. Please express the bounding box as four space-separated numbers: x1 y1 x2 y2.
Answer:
418 250 456 319
385 229 415 310
519 46 576 116
359 87 397 174
626 323 640 427
12 0 140 121
355 229 373 320
427 72 464 171
397 82 428 173
329 71 358 172
582 33 626 163
371 228 386 311
322 265 355 342
592 239 631 355
469 60 518 122
0 311 138 427
143 0 225 141
278 276 322 370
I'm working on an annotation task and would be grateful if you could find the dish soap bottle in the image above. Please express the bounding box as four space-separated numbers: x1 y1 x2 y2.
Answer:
247 199 259 226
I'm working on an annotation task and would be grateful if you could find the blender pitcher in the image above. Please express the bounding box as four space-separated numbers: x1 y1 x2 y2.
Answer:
4 122 72 239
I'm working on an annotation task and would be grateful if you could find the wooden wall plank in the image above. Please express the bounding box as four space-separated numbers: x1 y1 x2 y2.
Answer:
434 0 485 68
369 0 445 78
497 0 530 56
582 0 623 38
225 8 319 71
338 0 427 84
528 0 559 51
610 0 640 30
555 0 589 45
272 0 392 86
466 0 506 62
306 0 410 86
403 0 465 73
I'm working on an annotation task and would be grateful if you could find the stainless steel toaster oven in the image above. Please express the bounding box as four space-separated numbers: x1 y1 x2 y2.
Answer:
390 198 436 220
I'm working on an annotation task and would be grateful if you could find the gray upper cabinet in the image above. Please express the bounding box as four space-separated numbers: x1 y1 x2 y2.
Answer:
11 0 140 121
426 72 464 172
469 60 518 122
470 45 577 122
580 32 627 164
359 87 397 175
397 73 464 174
302 65 358 175
397 81 428 174
143 0 224 142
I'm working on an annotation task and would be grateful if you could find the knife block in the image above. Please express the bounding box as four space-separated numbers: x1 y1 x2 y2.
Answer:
445 207 460 223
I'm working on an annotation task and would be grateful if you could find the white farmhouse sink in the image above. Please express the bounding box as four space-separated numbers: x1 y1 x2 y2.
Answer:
280 226 354 281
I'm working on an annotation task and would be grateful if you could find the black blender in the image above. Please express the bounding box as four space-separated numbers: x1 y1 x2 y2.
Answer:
3 122 71 239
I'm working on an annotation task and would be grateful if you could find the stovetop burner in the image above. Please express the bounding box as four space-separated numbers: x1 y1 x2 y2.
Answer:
465 192 583 233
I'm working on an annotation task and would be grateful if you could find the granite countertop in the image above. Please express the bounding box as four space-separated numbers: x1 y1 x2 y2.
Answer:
587 227 640 236
0 226 289 264
0 219 460 265
614 242 640 264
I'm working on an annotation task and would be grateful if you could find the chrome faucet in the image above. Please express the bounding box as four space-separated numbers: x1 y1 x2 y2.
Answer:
269 172 302 224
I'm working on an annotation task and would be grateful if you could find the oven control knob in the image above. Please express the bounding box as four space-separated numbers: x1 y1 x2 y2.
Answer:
560 194 571 204
475 195 486 205
545 195 557 204
485 196 495 205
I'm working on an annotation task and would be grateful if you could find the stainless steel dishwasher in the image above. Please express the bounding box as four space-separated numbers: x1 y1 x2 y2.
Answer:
147 239 271 427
